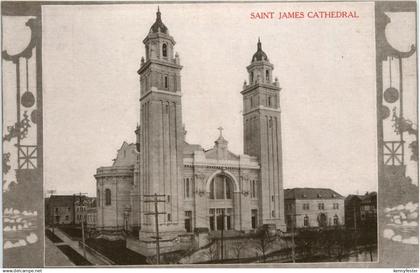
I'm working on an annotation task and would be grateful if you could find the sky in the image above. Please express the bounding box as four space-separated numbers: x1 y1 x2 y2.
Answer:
2 2 413 196
41 2 379 196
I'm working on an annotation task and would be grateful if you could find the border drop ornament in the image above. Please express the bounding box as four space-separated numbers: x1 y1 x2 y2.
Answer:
30 109 38 124
21 91 35 108
382 105 391 119
384 87 399 103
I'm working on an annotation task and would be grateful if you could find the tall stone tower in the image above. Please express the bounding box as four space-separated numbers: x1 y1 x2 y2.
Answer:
241 39 286 231
137 8 185 239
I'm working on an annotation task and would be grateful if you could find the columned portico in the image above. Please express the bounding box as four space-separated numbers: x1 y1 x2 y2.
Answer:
182 130 261 234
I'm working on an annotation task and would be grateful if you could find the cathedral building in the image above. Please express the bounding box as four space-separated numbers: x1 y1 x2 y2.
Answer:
94 8 286 252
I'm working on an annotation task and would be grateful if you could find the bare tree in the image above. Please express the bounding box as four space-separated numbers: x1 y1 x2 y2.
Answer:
255 229 277 263
230 239 246 262
318 227 351 262
146 255 158 265
205 241 219 262
294 229 318 261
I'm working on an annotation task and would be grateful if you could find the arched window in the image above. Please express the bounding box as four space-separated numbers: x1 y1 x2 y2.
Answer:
209 175 233 200
162 43 167 57
105 189 111 206
334 215 339 225
266 70 270 81
304 215 309 227
250 71 254 83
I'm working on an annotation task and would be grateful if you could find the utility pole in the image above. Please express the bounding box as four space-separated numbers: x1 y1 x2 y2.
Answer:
47 190 56 234
220 209 224 262
291 206 296 263
78 192 88 259
52 209 55 235
144 193 166 264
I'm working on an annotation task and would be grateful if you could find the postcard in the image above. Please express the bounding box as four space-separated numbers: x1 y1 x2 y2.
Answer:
1 0 418 268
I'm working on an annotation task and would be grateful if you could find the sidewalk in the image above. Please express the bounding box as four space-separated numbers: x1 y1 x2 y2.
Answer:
45 237 74 266
52 228 110 266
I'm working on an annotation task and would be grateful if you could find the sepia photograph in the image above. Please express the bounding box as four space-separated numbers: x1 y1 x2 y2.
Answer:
1 0 418 269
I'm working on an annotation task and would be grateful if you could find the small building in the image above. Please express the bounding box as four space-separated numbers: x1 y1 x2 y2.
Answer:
45 195 97 226
284 188 345 230
345 192 377 230
86 207 97 229
75 197 96 225
45 195 77 225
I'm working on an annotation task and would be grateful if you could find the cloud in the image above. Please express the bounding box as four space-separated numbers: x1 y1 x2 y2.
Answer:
4 208 13 215
391 235 402 242
22 211 38 216
3 226 12 232
26 232 38 244
408 212 418 220
3 239 28 249
4 241 14 249
383 229 394 239
401 221 418 227
405 202 418 212
15 240 27 247
384 207 393 213
402 237 419 245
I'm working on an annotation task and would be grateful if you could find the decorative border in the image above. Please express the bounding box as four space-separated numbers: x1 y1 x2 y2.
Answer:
1 0 418 268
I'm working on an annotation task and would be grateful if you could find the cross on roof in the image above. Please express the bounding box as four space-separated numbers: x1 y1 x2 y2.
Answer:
217 126 224 137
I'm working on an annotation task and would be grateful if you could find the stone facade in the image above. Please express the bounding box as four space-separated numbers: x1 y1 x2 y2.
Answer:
74 197 96 225
45 195 77 225
95 165 135 232
94 9 287 253
284 188 345 230
45 195 96 226
86 207 97 229
182 137 261 233
242 38 285 230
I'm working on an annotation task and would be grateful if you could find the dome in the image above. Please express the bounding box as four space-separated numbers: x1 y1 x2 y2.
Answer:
251 38 268 62
150 7 168 34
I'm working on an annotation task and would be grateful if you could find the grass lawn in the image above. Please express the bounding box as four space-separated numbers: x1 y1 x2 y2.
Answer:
59 226 82 240
56 245 92 266
86 238 147 265
45 229 64 243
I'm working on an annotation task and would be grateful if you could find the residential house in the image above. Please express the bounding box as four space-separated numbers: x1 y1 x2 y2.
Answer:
284 188 345 230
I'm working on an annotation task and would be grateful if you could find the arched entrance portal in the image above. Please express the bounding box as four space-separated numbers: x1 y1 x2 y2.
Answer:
208 174 234 231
